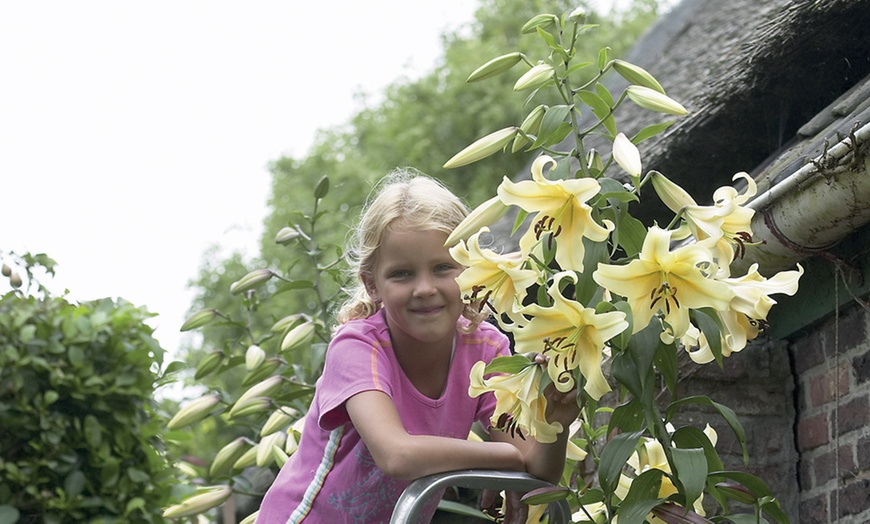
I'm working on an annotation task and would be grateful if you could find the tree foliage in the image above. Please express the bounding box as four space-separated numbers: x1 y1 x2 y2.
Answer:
0 253 175 523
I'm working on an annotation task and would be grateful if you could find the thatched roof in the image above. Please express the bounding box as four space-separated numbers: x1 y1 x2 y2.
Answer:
599 0 870 223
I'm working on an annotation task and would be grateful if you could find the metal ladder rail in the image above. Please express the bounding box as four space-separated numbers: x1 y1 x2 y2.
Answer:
390 470 572 523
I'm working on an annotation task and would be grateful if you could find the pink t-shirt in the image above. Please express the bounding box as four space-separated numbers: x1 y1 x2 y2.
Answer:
256 309 509 524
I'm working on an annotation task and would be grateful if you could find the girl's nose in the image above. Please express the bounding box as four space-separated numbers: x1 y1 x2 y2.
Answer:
413 276 437 297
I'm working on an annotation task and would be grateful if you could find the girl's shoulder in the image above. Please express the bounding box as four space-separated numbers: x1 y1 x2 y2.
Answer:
332 309 390 346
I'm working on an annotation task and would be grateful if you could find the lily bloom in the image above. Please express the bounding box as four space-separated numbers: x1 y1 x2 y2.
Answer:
450 228 539 323
651 172 757 272
468 359 563 443
498 155 614 273
512 272 628 400
593 226 734 339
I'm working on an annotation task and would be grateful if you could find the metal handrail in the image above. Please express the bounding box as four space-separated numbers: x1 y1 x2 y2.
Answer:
390 470 572 523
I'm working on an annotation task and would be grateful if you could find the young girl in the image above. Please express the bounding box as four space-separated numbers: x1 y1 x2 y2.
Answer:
256 171 578 524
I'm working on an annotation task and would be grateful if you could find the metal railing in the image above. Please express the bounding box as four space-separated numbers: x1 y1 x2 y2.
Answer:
390 470 571 523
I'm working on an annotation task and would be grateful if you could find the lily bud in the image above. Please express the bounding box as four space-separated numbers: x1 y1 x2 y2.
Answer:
241 357 282 388
514 63 554 91
162 485 232 518
1 264 11 277
229 269 274 295
275 227 301 245
235 376 283 410
466 52 523 83
285 429 300 455
650 502 710 524
167 393 221 430
612 59 665 93
626 85 687 115
233 444 259 470
271 314 305 333
261 407 297 437
180 308 220 332
586 149 604 174
521 13 559 34
273 445 290 468
229 397 272 419
9 273 22 288
567 7 587 23
176 460 200 478
240 511 259 524
519 104 547 136
313 175 330 199
245 344 266 371
612 133 643 180
443 127 518 169
210 437 250 477
194 350 226 380
256 431 286 467
445 197 509 246
281 321 315 352
650 172 695 213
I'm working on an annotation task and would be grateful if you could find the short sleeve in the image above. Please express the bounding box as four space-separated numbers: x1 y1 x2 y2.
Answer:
316 323 394 431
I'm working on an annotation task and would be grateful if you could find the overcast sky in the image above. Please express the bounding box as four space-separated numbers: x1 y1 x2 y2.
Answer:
0 1 485 357
0 1 640 362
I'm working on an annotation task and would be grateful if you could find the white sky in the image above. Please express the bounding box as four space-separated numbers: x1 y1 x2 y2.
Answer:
0 1 481 357
0 0 636 362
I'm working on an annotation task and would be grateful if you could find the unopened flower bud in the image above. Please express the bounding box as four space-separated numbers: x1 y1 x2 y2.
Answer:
313 175 330 199
167 393 221 430
228 397 272 419
567 7 587 23
612 133 643 179
273 444 290 468
210 437 249 477
241 357 282 388
162 485 232 518
626 85 687 115
261 408 297 437
234 376 283 410
229 269 274 295
521 13 559 34
612 59 664 93
9 273 22 288
233 444 259 470
275 227 301 245
446 197 510 246
245 344 266 371
1 264 11 277
466 52 523 83
443 127 519 169
194 350 225 380
180 308 220 332
256 431 286 467
514 63 554 91
281 321 315 352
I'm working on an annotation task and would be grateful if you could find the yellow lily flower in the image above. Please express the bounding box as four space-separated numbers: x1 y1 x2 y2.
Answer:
449 228 539 323
512 272 628 400
651 172 757 271
498 155 614 272
468 360 562 443
593 226 734 339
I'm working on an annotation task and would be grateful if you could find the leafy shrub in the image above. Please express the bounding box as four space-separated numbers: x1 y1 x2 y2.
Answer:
0 258 174 524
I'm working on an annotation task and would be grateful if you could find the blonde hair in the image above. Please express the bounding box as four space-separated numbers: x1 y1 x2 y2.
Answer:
337 168 485 330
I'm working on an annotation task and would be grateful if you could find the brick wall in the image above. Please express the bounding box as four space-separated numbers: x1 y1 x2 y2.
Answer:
791 302 870 523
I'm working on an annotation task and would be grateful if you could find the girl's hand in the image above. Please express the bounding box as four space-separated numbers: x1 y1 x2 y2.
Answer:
533 354 582 429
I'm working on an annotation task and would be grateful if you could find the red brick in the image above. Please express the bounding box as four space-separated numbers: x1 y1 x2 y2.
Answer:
838 478 870 518
799 493 828 523
836 395 870 436
798 413 830 451
809 365 850 407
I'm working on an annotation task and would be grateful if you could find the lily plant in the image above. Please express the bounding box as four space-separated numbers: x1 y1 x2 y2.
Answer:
443 8 801 524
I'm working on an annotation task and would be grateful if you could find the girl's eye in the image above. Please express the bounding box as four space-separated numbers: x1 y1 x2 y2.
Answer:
389 270 411 279
435 263 455 272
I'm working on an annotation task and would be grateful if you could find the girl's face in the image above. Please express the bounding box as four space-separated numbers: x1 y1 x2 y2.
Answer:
365 225 464 352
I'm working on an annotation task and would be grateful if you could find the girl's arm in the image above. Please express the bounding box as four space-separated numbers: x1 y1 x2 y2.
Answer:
346 390 526 481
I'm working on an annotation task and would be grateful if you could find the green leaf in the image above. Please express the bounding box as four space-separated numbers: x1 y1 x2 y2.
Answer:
597 47 610 71
64 470 86 499
671 426 724 472
576 90 614 137
436 500 491 519
484 354 533 375
0 506 21 524
608 398 646 434
691 308 724 367
670 447 706 509
598 430 643 496
83 414 102 448
653 341 679 397
521 486 571 505
668 397 748 464
617 469 664 524
632 121 675 144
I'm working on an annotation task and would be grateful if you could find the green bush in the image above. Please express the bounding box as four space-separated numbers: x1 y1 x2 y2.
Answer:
0 281 174 523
